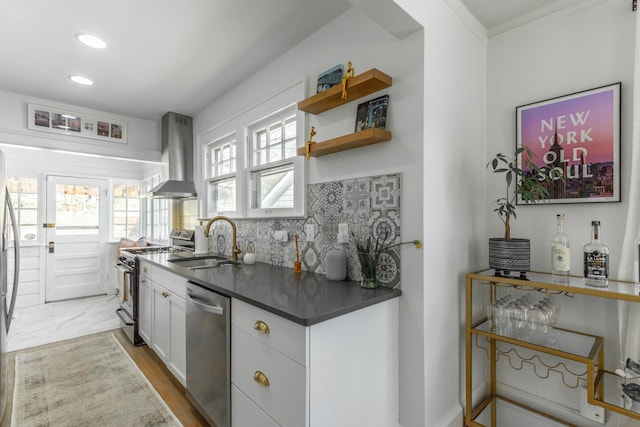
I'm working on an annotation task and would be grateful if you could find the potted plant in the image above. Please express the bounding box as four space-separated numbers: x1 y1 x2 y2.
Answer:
487 146 559 278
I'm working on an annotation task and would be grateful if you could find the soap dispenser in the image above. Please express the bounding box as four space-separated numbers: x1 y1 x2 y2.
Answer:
243 242 256 265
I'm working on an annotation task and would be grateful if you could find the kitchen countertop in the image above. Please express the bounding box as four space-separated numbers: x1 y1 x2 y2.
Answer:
138 251 401 326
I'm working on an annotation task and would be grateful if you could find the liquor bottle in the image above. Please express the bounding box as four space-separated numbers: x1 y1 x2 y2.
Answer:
583 220 610 287
551 214 570 282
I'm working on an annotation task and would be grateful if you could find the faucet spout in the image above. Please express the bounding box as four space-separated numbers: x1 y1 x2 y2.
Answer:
203 216 241 262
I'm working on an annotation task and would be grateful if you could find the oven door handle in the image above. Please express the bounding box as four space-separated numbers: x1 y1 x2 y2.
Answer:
115 263 134 302
115 262 134 274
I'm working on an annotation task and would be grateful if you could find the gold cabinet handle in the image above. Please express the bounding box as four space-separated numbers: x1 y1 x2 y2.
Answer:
253 320 270 334
143 267 148 273
253 371 270 387
162 291 169 298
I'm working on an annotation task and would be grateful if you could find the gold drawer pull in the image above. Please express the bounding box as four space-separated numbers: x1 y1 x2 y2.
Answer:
253 371 270 387
253 320 270 334
143 267 147 273
162 291 169 298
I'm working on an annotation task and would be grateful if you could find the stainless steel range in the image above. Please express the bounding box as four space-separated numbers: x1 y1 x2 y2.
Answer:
115 244 190 345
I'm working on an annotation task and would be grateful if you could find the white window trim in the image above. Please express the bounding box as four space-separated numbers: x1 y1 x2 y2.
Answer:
205 132 242 217
198 78 307 219
110 179 143 240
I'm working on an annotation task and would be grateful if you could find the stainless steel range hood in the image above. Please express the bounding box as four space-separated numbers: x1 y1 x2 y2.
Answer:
146 112 197 199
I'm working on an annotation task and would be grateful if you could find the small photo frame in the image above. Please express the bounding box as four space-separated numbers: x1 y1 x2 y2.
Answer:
516 83 621 204
316 64 343 94
27 104 127 144
355 95 389 132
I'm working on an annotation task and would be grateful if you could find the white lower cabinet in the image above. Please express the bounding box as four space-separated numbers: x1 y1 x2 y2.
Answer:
231 384 279 427
231 297 398 427
139 260 187 386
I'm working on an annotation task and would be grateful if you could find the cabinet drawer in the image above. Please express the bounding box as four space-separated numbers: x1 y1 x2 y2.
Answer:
139 261 185 298
232 326 307 427
232 299 308 365
232 384 280 427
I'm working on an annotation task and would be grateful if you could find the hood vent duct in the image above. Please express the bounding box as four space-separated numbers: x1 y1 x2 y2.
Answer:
146 112 197 199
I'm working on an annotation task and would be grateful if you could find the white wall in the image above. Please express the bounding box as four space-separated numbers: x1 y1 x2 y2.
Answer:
484 0 635 422
487 0 634 278
0 89 160 162
195 6 427 426
394 0 488 425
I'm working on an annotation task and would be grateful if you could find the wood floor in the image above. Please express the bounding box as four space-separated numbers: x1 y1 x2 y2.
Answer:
1 328 210 427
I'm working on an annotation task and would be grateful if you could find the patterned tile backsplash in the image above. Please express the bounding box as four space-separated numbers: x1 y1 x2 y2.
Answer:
207 173 402 288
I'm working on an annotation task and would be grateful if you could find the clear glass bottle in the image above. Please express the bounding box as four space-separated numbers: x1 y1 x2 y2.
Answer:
551 214 570 282
583 220 609 287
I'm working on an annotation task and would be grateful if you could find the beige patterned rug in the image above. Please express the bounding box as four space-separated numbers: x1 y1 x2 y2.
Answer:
11 331 182 426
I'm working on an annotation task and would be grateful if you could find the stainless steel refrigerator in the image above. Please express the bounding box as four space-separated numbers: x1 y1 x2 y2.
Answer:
0 149 20 423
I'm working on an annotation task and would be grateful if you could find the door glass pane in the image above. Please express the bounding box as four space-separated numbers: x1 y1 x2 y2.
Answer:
55 184 100 235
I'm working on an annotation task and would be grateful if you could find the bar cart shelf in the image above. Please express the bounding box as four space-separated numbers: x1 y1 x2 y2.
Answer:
465 270 640 426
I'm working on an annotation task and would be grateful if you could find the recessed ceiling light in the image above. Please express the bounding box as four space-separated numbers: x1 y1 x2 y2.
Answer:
75 33 106 49
69 75 94 86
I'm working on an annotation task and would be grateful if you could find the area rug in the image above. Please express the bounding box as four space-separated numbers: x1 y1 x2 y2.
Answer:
11 332 182 426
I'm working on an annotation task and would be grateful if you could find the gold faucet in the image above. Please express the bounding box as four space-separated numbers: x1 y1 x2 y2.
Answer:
203 216 241 262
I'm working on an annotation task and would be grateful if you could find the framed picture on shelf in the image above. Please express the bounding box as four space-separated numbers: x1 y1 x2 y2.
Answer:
316 64 343 94
355 95 389 132
27 104 127 143
516 83 621 204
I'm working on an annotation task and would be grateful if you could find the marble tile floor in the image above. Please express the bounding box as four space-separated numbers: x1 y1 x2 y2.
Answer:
7 294 121 352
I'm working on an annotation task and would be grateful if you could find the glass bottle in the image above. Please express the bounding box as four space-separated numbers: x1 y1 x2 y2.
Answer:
583 220 609 287
551 214 570 282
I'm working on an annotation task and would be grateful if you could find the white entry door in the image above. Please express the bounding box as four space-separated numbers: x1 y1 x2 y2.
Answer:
45 176 109 301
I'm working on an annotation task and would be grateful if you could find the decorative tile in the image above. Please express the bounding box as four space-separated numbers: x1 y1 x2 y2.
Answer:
343 177 371 222
371 174 401 210
208 173 403 288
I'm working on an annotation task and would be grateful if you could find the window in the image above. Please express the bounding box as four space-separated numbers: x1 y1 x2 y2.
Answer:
202 79 306 218
112 183 141 239
248 109 297 210
143 176 170 242
178 199 197 230
7 177 39 241
206 134 238 215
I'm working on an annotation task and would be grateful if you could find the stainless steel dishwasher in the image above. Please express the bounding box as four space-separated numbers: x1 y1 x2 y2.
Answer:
185 281 230 427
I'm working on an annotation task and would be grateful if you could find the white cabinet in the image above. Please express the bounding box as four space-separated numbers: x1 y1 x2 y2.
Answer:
138 275 152 344
231 297 398 427
139 260 187 386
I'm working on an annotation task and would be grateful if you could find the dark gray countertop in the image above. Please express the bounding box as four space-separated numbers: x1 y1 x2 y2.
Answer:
138 252 401 326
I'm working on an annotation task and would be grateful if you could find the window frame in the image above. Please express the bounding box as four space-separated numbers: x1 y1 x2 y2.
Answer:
142 175 171 243
7 175 41 243
245 104 305 218
110 180 142 240
205 132 242 217
200 79 306 219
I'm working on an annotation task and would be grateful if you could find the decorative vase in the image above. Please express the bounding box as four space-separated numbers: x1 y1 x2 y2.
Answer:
356 251 379 288
488 238 531 278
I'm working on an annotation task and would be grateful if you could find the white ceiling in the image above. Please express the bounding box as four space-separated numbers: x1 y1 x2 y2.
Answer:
0 0 351 121
0 0 601 122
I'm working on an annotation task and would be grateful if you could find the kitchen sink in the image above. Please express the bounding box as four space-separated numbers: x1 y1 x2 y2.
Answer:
168 255 240 270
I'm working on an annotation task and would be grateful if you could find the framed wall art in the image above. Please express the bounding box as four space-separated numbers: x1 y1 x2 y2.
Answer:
516 82 621 204
28 104 127 144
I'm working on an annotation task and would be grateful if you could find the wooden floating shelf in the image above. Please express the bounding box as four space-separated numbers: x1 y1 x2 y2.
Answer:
297 68 392 114
297 128 392 158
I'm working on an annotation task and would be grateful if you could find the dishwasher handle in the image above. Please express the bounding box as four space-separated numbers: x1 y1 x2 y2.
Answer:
186 290 225 316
